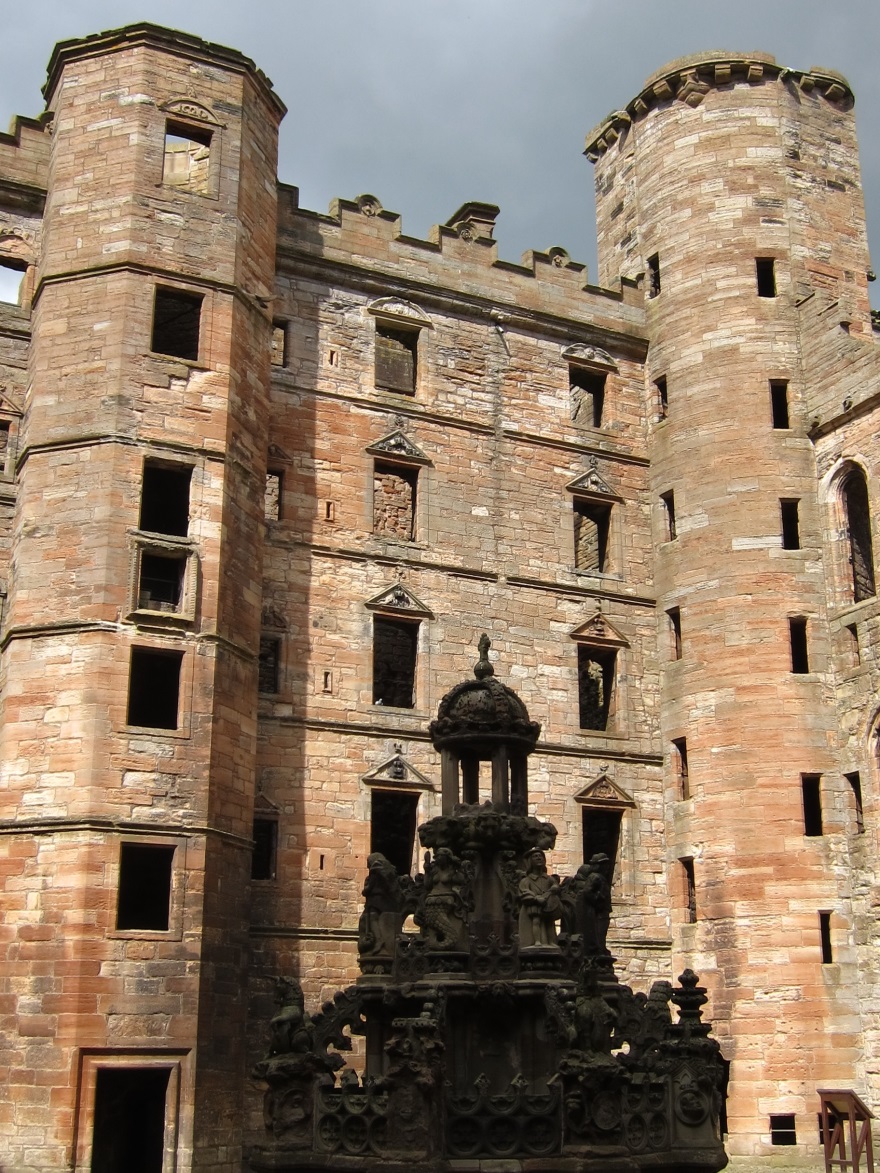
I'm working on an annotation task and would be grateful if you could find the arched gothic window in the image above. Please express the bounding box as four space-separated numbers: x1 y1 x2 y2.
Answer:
842 467 875 602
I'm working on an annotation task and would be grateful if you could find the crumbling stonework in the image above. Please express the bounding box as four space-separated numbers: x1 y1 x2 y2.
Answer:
0 25 878 1173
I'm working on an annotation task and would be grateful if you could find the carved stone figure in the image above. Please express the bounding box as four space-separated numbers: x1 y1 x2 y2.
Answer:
517 849 561 947
419 846 468 949
269 977 314 1056
358 852 404 957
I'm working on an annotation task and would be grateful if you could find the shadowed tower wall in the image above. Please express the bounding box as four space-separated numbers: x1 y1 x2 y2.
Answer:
588 52 874 1165
0 26 283 1172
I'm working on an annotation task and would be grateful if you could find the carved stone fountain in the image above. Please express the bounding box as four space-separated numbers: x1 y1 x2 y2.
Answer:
251 637 728 1171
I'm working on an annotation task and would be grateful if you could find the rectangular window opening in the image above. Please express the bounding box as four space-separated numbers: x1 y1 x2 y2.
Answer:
264 471 282 522
845 771 865 834
139 462 192 537
577 645 616 731
251 818 278 881
371 789 420 875
570 366 606 427
0 257 27 305
819 911 833 963
92 1066 172 1172
573 499 611 573
138 553 185 612
647 253 661 298
151 287 203 361
373 462 418 541
270 321 287 368
661 490 677 541
770 381 790 429
781 499 800 549
582 807 622 880
756 257 777 298
375 322 418 394
769 1113 797 1146
116 842 175 931
668 607 682 660
789 617 809 674
373 617 418 708
673 737 690 800
655 375 668 420
0 420 12 473
163 119 212 194
801 774 823 837
258 637 281 695
127 648 183 730
846 623 861 667
681 857 696 924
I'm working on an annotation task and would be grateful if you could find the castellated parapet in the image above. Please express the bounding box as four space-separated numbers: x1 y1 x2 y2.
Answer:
0 28 879 1173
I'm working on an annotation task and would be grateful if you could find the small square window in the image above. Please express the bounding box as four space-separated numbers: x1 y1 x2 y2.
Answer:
138 553 185 612
163 120 212 195
151 288 203 361
756 257 777 298
769 1113 797 1146
139 462 192 537
116 842 175 931
570 367 606 427
127 648 183 729
375 323 418 394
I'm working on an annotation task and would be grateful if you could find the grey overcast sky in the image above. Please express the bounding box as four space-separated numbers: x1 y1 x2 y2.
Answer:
3 1 880 299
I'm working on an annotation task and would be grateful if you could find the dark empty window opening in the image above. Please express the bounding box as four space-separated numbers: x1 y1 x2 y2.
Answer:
151 287 203 361
570 367 606 427
756 257 777 298
251 818 278 881
582 807 622 879
661 491 677 541
681 857 697 924
258 637 281 695
264 471 282 522
655 376 669 420
842 468 876 601
373 462 418 541
0 420 11 473
373 617 418 708
127 648 183 729
673 737 690 800
668 607 682 660
138 553 185 612
375 322 418 394
270 321 287 368
163 119 212 194
846 623 861 666
845 771 865 834
781 499 800 549
770 381 790 429
577 645 616 731
789 617 809 674
769 1114 797 1146
819 911 833 963
801 774 823 837
646 253 661 298
116 842 175 931
0 257 27 305
91 1066 171 1173
574 500 611 572
139 462 192 537
371 789 420 875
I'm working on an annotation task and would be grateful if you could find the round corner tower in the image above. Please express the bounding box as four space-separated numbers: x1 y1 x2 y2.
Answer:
587 53 875 1166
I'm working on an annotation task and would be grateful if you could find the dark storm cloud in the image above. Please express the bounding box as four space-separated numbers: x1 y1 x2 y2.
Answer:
3 1 879 297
